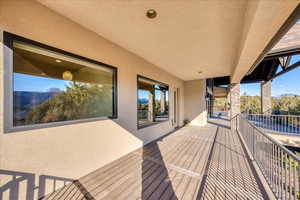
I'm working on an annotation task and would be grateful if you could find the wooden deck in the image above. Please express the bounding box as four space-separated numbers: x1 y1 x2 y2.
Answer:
42 119 269 200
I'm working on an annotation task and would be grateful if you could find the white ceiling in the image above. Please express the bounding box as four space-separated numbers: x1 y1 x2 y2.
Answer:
36 0 299 82
36 0 247 80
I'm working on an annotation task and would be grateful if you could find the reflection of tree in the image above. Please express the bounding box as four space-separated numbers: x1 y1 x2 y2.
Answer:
25 82 112 124
154 100 169 115
213 98 227 111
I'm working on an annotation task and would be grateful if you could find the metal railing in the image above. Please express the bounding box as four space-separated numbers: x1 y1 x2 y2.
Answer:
234 115 300 200
246 114 300 135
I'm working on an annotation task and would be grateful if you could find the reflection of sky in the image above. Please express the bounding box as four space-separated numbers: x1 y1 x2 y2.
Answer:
16 54 300 97
155 89 161 100
138 89 169 100
241 55 300 97
19 54 298 98
14 73 70 92
138 90 149 99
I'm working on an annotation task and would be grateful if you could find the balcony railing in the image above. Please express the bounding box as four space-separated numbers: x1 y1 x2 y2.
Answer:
233 115 300 200
246 114 300 135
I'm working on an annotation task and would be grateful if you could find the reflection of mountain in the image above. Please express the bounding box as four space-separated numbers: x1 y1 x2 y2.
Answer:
138 98 148 104
14 91 60 110
280 93 299 98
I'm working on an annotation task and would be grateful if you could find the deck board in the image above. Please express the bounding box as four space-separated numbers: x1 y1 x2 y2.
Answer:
42 119 269 200
199 119 268 200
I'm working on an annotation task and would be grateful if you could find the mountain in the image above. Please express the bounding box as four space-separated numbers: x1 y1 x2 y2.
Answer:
138 98 148 104
279 93 299 98
13 91 60 110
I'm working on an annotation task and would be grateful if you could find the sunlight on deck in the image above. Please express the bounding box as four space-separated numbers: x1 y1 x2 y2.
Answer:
42 119 268 200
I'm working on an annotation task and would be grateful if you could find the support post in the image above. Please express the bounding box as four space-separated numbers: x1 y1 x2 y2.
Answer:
160 90 165 113
226 90 230 112
148 92 154 121
229 83 240 130
261 81 272 114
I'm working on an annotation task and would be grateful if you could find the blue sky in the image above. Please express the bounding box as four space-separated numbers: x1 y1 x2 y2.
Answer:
241 20 300 96
138 89 169 100
14 73 69 92
241 54 300 97
138 90 149 100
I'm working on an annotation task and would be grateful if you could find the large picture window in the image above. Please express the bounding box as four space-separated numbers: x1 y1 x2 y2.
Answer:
137 76 169 128
4 32 117 130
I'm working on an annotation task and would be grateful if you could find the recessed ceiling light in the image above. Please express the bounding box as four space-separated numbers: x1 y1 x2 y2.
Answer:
55 59 62 63
146 9 157 19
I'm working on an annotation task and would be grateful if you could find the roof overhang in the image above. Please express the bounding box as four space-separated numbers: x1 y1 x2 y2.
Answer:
36 0 300 82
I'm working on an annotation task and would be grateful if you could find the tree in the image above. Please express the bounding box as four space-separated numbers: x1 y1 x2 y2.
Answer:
25 82 112 124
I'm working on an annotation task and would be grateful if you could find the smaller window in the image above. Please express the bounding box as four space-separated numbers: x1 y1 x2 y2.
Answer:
137 76 169 128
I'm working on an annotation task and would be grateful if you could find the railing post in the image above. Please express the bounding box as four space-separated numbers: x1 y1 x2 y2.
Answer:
253 129 255 159
236 115 238 131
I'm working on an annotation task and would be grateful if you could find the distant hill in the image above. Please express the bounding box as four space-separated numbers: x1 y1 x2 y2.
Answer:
138 98 148 104
13 91 60 110
279 93 299 98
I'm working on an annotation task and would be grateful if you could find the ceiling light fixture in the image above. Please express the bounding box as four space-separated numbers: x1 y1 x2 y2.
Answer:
146 9 157 19
62 71 73 81
55 59 62 63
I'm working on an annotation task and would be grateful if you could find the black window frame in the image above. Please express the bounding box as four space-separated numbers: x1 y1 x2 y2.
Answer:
137 75 169 129
3 31 118 133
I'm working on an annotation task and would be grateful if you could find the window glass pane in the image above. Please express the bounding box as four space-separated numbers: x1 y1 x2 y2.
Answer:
137 89 152 127
13 41 115 127
155 88 169 122
137 76 169 128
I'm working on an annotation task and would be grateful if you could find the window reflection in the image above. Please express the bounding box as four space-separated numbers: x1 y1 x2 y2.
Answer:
13 41 116 126
137 76 169 128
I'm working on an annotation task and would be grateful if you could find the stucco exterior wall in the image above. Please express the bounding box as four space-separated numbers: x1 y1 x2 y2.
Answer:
184 80 207 126
0 0 186 199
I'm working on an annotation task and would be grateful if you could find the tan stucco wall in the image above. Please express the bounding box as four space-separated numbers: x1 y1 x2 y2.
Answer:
184 80 207 126
0 0 188 198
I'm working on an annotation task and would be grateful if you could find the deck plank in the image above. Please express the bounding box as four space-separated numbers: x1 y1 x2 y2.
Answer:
199 119 268 200
42 119 269 200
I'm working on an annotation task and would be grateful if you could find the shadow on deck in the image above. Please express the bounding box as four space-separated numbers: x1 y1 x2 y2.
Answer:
41 118 269 200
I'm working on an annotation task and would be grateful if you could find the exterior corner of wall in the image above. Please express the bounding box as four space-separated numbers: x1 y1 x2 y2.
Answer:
189 110 207 126
0 29 4 171
183 79 207 126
